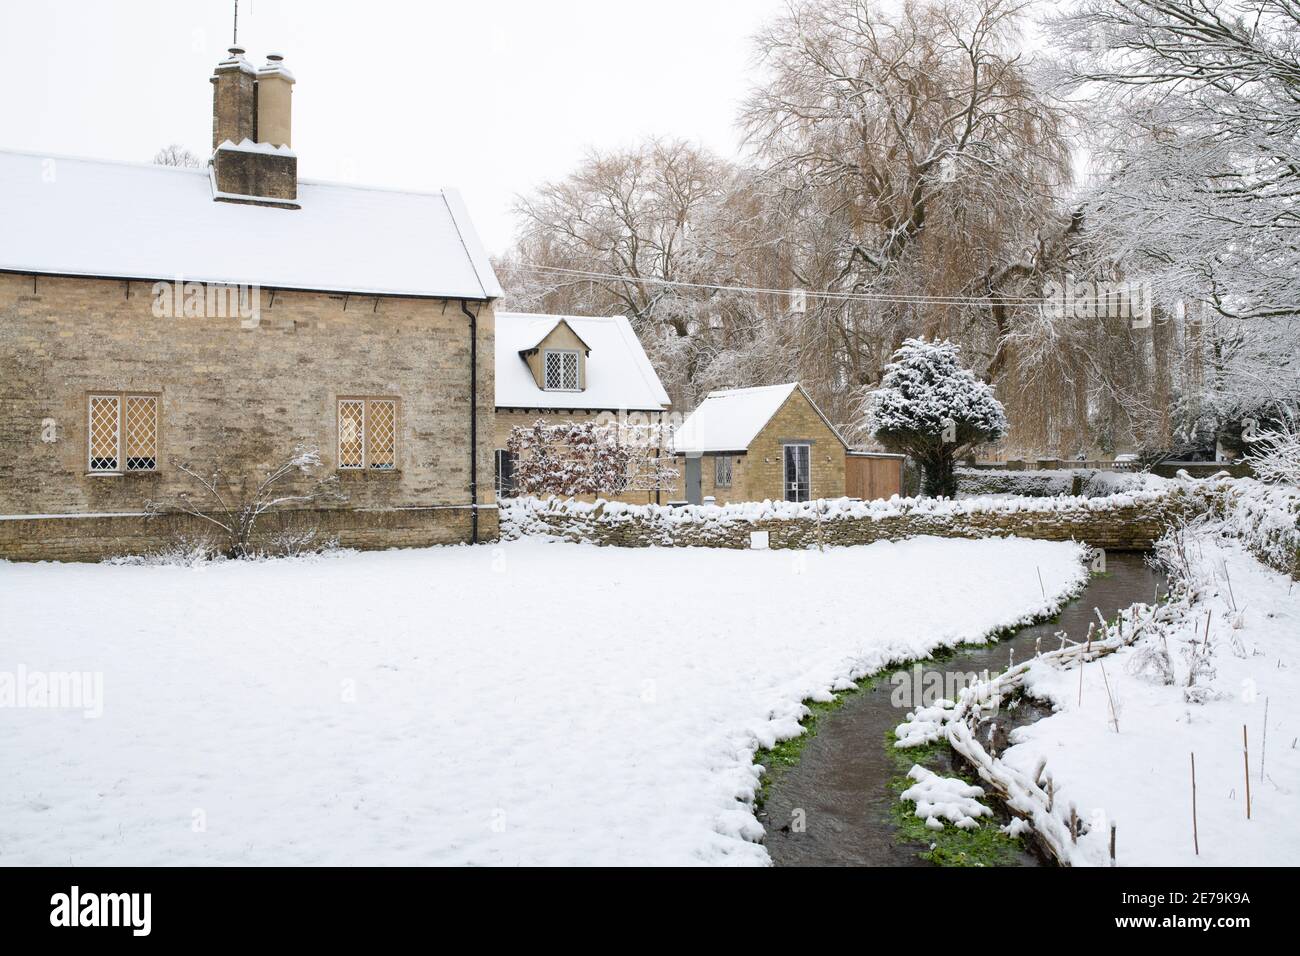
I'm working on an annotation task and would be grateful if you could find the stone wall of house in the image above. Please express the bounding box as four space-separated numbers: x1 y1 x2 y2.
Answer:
503 494 1196 552
0 272 497 558
744 389 846 503
0 506 498 562
682 451 750 505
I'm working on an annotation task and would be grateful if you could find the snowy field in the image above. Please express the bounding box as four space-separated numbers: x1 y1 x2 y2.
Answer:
1005 533 1300 866
0 536 1085 866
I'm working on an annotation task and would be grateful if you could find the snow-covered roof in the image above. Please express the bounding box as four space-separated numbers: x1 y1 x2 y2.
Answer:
672 383 848 454
495 312 670 411
0 148 502 300
518 318 591 354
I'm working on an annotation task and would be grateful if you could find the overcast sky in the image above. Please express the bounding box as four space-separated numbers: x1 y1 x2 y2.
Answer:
0 0 788 253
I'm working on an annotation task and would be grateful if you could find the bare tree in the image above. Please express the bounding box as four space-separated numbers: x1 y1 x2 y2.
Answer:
501 0 1225 459
741 0 1071 371
1048 0 1300 449
503 141 796 408
1247 420 1300 485
149 446 344 558
153 144 203 168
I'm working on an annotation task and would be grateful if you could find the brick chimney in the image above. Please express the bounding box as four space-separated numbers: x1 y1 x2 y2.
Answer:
210 46 256 147
256 53 294 148
210 49 299 208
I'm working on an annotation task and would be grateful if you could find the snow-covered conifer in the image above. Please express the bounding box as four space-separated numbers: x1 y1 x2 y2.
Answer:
865 338 1007 497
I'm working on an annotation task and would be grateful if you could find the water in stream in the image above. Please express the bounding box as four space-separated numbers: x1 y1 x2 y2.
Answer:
759 551 1166 867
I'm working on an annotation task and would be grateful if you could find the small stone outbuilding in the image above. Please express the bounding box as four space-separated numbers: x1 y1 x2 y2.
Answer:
671 383 848 504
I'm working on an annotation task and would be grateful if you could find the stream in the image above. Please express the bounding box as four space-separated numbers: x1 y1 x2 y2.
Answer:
759 551 1166 866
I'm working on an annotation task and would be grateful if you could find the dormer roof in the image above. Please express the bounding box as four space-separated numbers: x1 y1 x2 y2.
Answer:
495 312 670 412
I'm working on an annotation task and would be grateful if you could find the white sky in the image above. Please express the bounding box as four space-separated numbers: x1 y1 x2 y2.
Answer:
0 0 788 254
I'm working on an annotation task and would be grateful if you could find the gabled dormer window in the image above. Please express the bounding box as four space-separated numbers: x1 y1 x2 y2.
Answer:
544 349 581 391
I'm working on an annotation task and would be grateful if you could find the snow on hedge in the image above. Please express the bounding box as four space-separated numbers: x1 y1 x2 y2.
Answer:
956 467 1163 499
0 536 1087 865
1209 477 1300 576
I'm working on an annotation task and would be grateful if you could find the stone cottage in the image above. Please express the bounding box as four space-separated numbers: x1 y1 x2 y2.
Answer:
671 383 848 504
493 312 672 504
0 46 502 561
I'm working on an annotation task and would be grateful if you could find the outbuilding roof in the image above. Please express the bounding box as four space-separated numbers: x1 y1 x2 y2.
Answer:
672 382 849 454
0 148 502 300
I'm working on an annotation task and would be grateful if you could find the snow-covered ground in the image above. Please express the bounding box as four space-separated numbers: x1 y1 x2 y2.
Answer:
1004 530 1300 866
0 536 1085 866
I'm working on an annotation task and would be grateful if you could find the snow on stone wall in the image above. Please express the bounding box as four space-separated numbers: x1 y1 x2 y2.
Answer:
500 481 1204 551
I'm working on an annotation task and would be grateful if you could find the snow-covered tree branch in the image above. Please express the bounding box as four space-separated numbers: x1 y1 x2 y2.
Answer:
147 445 344 558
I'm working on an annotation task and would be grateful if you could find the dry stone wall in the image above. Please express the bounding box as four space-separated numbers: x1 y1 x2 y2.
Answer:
502 491 1204 552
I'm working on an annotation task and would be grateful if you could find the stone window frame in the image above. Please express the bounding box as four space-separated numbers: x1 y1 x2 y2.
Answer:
543 349 581 391
86 391 160 476
336 396 400 472
713 454 733 488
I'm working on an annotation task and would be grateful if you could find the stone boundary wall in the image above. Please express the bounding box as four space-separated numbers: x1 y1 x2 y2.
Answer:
503 492 1202 552
0 506 499 562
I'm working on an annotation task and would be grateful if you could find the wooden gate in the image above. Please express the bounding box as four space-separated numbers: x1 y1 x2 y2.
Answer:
846 452 904 500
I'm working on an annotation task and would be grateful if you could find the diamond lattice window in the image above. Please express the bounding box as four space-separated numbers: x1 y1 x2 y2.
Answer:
88 393 158 473
88 395 120 472
544 350 579 390
714 455 733 488
124 395 158 470
338 399 365 469
338 398 398 470
367 399 396 470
